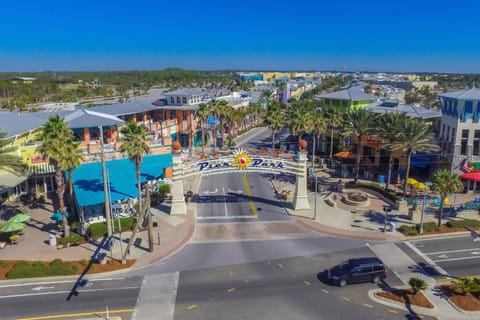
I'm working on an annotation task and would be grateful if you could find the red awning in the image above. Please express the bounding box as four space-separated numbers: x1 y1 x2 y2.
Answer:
460 172 480 182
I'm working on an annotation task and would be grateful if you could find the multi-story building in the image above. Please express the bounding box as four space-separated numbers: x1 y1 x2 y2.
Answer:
437 86 480 191
316 84 378 112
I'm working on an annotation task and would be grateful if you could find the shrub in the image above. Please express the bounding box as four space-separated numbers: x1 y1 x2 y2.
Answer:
59 232 86 246
420 222 439 232
454 278 480 295
80 259 89 267
446 219 480 229
0 261 9 268
89 217 134 239
112 217 134 233
158 183 170 194
398 225 418 236
32 261 44 267
7 259 78 279
409 277 428 293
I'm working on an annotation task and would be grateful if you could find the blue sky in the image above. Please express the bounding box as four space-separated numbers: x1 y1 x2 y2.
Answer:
1 0 480 72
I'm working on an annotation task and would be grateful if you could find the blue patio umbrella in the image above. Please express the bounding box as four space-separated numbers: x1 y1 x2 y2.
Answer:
50 211 70 222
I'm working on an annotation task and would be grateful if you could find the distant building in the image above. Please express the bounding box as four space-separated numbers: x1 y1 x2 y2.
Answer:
10 77 36 84
316 85 378 111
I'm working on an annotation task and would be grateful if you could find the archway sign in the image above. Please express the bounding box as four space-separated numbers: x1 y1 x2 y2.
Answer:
170 148 309 215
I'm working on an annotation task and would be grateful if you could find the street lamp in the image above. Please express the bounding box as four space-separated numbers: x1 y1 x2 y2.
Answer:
419 181 433 234
313 173 318 220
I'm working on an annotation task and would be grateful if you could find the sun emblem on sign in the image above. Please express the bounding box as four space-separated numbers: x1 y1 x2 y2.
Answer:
232 148 251 170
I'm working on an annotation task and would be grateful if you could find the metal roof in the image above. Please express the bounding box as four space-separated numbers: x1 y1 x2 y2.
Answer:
64 109 124 129
0 112 46 138
316 86 378 101
364 101 441 119
91 100 161 116
164 88 204 96
437 86 480 100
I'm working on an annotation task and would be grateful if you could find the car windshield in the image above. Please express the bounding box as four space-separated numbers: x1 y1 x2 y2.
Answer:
337 260 350 272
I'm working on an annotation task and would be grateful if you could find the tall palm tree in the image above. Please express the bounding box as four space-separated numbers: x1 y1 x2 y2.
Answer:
395 118 440 197
288 104 315 146
311 112 327 168
0 131 26 175
322 107 344 162
209 99 229 151
339 108 378 183
432 169 463 227
38 115 74 237
62 140 83 207
265 101 286 149
374 112 408 191
194 103 210 155
259 89 274 108
120 121 151 260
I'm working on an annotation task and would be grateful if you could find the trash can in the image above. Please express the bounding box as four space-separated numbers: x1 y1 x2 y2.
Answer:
49 234 57 246
388 222 396 232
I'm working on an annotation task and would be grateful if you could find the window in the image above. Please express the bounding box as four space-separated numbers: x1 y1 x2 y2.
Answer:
176 97 181 104
442 124 445 139
451 128 455 142
170 97 174 104
465 101 473 120
359 266 372 273
373 265 384 271
474 130 480 155
182 111 187 120
461 129 469 155
182 97 187 104
170 110 176 120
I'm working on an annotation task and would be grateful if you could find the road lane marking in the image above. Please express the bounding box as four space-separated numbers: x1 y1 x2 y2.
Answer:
222 186 229 216
434 256 480 263
405 241 448 275
187 304 198 310
197 215 257 220
304 281 311 286
340 296 350 301
227 288 235 293
277 263 283 268
16 309 133 320
363 303 373 308
0 286 139 299
243 173 257 216
388 309 399 314
321 289 328 294
0 278 125 289
424 248 480 255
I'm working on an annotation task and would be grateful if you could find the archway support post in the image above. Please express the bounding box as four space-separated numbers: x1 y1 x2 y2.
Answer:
170 153 187 215
292 151 310 210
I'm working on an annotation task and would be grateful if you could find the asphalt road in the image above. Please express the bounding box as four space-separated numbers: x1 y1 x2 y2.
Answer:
0 277 141 320
398 234 480 278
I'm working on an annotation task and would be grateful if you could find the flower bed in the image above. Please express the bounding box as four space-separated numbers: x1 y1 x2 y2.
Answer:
376 288 434 309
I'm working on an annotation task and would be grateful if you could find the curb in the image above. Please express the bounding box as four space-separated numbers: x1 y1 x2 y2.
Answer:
368 288 438 315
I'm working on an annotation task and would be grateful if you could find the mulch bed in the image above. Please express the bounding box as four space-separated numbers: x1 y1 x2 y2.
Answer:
0 259 135 280
376 288 434 309
438 285 480 311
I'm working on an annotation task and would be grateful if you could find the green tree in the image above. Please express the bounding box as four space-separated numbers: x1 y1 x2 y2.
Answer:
287 103 314 145
322 107 344 162
38 115 74 237
374 112 409 191
432 169 463 227
408 277 428 294
194 103 211 154
265 101 286 150
62 141 83 207
339 108 378 183
395 119 440 197
120 121 151 260
453 278 480 296
259 89 274 108
310 111 327 168
0 131 26 175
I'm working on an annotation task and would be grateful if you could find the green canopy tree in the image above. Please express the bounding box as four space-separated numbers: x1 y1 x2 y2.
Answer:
38 115 74 237
120 121 151 260
432 169 463 227
62 141 84 207
194 103 211 154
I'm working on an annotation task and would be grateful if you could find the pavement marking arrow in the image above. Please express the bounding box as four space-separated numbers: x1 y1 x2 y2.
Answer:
472 251 480 255
31 286 55 291
228 188 243 194
438 254 449 259
202 188 218 195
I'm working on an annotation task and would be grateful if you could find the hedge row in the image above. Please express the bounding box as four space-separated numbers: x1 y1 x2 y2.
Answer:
7 259 78 279
398 222 439 236
88 217 134 239
446 219 480 229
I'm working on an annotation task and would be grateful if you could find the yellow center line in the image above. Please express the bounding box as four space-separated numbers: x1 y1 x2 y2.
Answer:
187 304 198 310
277 263 283 268
321 289 329 294
387 309 399 314
16 309 134 320
340 296 350 301
227 287 235 293
363 303 373 308
243 173 257 216
304 281 311 286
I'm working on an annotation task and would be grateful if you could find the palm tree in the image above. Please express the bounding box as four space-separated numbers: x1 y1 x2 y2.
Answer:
322 107 344 162
38 115 74 237
395 118 440 197
259 89 274 108
0 131 26 175
288 104 314 146
209 99 229 151
432 169 463 227
194 103 210 155
374 112 409 191
62 140 83 207
311 112 327 169
120 121 151 260
265 101 286 149
339 108 378 183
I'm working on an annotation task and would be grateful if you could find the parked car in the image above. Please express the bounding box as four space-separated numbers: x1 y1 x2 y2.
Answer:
327 257 387 287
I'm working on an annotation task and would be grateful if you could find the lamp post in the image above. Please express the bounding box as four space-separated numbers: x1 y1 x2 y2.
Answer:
419 181 433 234
313 173 318 220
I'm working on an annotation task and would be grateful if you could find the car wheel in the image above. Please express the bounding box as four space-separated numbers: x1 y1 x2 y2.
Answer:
372 276 381 284
339 279 347 287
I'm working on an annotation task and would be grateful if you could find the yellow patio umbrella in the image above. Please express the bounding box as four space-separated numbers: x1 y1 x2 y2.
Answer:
413 182 429 190
444 197 450 206
407 178 418 185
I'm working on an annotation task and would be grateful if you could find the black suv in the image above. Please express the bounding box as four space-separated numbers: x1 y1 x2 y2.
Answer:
327 257 387 287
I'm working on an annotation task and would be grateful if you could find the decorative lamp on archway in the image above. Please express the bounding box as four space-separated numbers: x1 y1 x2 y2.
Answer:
172 141 181 152
299 139 308 150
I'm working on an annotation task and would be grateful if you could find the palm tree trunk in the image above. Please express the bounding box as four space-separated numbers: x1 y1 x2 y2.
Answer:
201 122 205 155
402 152 412 198
354 134 362 183
312 134 316 169
386 154 393 191
437 194 445 227
329 126 334 161
271 129 276 150
55 166 69 238
121 163 143 263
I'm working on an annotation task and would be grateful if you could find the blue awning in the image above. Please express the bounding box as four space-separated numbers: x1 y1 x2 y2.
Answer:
411 154 435 168
72 154 172 207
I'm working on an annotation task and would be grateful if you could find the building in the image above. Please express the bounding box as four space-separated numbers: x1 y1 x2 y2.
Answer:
437 85 480 191
316 84 378 112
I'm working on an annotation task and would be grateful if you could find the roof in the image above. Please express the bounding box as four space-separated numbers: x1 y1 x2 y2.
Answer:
317 85 378 101
164 88 204 96
72 154 172 206
364 100 441 119
91 100 161 116
64 109 124 129
437 86 480 100
0 112 46 138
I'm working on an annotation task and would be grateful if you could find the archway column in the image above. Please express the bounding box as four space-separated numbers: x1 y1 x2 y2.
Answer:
170 153 187 215
292 151 309 210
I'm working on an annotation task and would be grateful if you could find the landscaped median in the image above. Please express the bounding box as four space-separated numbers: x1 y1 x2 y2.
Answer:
397 219 480 236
